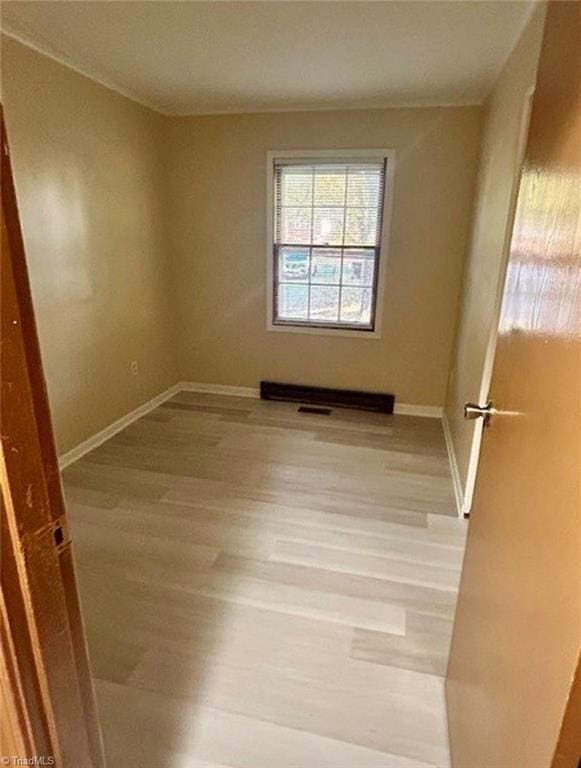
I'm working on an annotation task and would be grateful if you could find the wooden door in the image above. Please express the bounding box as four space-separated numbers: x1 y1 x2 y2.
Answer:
0 110 105 766
446 3 581 767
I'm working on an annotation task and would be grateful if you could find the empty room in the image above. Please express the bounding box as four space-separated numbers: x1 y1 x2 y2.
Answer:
1 2 579 768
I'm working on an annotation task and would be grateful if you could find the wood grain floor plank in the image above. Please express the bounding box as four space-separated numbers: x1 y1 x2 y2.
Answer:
351 611 454 677
270 540 462 591
95 679 442 768
122 595 448 765
213 553 458 618
63 392 465 768
137 568 407 634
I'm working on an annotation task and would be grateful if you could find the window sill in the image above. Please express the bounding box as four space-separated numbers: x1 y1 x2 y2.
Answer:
266 322 381 339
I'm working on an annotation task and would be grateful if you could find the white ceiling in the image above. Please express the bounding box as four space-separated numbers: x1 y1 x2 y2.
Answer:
1 1 536 116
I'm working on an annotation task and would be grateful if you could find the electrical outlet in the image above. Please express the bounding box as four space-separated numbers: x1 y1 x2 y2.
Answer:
131 360 139 376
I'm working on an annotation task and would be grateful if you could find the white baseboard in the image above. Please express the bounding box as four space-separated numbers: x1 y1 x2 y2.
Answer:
180 381 442 417
178 381 261 399
59 380 444 470
393 403 442 418
442 411 465 518
58 383 182 470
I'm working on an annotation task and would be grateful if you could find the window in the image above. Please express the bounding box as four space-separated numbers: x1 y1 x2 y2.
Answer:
267 151 392 336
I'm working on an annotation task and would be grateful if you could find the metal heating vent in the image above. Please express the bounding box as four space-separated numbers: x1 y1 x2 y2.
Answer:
261 381 395 413
297 406 332 415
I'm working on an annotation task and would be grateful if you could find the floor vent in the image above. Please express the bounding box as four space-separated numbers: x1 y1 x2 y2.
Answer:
261 381 395 414
297 406 332 415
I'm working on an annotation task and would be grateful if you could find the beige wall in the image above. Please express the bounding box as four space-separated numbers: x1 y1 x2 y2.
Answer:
2 37 485 457
167 107 482 405
444 6 545 498
1 36 179 454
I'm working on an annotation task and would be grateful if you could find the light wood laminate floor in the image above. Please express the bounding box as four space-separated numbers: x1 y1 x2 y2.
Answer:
63 392 466 768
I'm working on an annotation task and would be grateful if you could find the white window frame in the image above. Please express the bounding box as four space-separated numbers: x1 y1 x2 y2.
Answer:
266 148 395 339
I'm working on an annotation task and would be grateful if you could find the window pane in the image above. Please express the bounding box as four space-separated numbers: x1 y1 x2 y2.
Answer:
310 250 341 284
343 250 376 287
344 208 379 246
314 168 346 207
310 286 340 322
346 167 382 208
340 287 373 325
313 208 344 246
273 158 385 330
277 284 308 320
278 247 309 283
281 168 313 206
280 207 311 244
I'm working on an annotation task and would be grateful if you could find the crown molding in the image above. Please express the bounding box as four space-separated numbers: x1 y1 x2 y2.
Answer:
1 25 170 115
1 25 483 118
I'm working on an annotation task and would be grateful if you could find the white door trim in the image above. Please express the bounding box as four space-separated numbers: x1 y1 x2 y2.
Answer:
462 87 535 516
